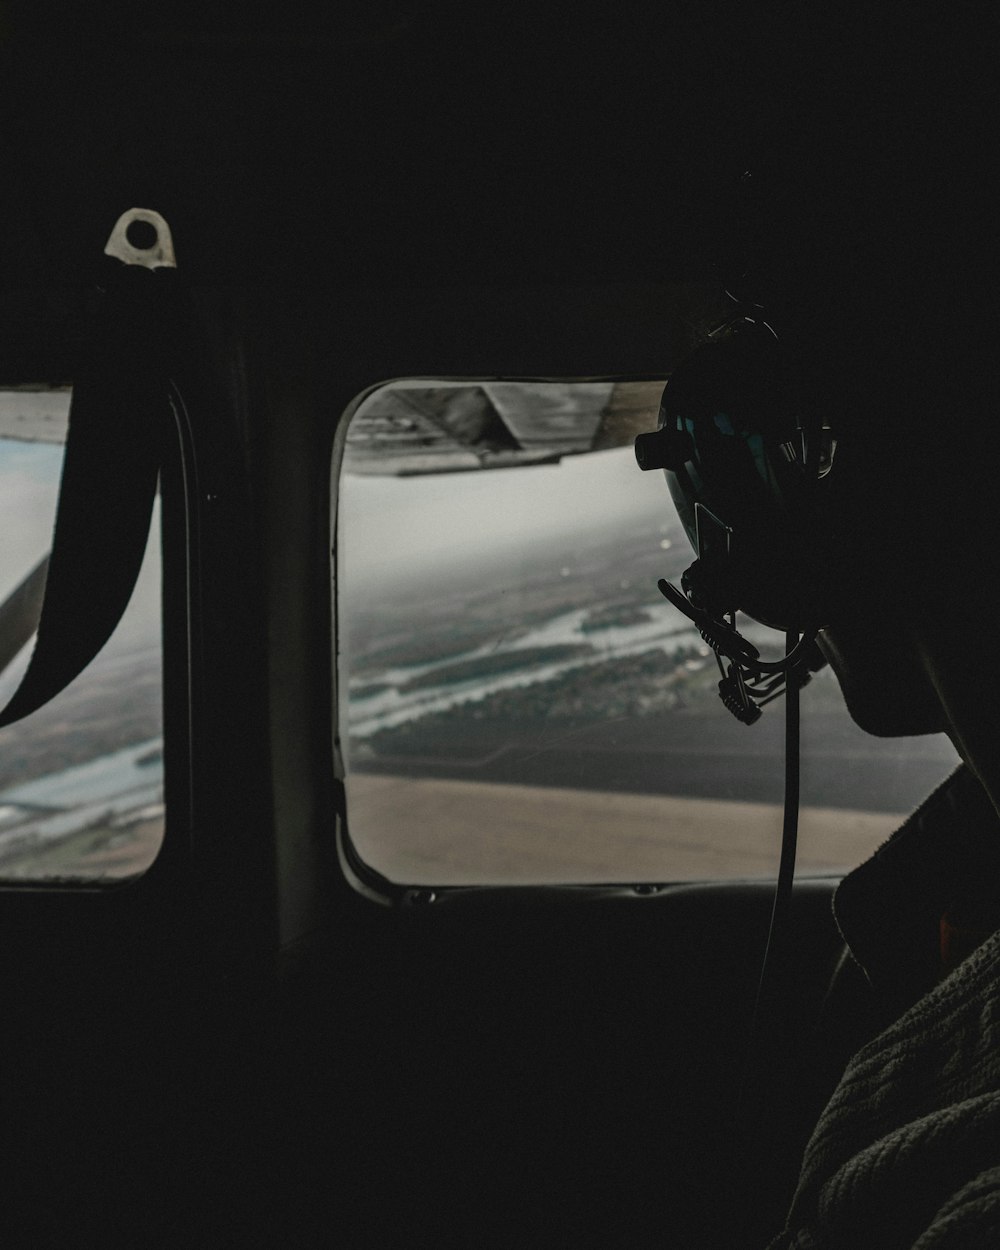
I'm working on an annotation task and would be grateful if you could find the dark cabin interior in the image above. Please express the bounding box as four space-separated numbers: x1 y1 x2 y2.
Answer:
0 7 949 1247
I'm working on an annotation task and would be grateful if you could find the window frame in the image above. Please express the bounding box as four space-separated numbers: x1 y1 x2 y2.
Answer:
0 372 197 913
330 374 959 906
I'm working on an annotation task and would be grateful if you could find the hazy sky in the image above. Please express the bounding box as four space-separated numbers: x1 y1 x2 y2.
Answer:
2 392 680 694
339 445 684 592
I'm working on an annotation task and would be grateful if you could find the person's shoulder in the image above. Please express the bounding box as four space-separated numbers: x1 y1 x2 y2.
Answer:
912 1163 1000 1249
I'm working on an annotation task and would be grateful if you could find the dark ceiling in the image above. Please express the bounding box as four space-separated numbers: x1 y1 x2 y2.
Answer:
0 4 904 289
0 5 992 297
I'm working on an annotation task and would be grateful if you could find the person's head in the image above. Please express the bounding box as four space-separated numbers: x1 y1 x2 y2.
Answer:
730 27 1000 795
645 19 999 797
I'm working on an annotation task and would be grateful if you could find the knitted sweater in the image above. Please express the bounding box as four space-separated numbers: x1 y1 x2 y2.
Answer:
768 767 1000 1248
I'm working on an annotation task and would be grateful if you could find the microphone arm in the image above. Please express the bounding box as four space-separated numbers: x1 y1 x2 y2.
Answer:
656 572 818 725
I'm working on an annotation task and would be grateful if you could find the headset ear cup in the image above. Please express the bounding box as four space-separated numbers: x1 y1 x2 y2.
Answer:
728 520 825 632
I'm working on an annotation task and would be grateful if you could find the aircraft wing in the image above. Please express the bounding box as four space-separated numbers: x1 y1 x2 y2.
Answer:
0 389 70 445
342 379 664 476
0 390 66 682
0 556 48 680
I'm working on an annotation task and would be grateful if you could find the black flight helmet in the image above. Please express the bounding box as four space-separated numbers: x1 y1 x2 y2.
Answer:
636 318 834 632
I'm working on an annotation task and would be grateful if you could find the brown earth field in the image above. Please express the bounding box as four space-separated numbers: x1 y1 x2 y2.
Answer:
345 773 905 887
0 816 164 883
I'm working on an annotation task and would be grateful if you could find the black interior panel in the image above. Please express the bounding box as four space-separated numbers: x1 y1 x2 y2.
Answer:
0 11 940 1247
1 879 847 1247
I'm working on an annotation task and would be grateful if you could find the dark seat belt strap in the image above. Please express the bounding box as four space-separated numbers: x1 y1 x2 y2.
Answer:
0 209 177 728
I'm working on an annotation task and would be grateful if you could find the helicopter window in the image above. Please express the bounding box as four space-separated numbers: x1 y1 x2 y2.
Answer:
335 379 959 886
0 388 163 884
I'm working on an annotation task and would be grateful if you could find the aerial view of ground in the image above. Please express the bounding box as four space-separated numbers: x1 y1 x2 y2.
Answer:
338 458 958 886
0 646 164 881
